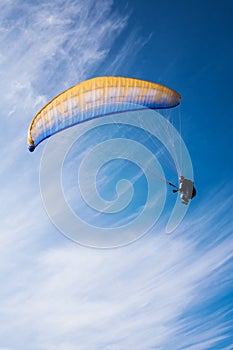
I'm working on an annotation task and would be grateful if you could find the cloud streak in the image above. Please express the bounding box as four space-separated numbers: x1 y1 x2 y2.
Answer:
0 186 232 349
0 0 137 144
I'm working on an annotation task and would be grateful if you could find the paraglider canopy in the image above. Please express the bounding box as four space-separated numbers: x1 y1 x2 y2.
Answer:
27 76 181 152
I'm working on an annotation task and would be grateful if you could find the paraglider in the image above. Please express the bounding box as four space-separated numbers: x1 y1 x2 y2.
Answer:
28 76 197 204
172 175 196 204
27 76 181 152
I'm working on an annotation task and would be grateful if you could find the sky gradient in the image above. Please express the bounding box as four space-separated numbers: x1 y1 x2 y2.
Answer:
0 0 232 349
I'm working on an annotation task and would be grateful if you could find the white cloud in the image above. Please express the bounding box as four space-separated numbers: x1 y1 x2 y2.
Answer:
0 0 137 126
0 188 232 349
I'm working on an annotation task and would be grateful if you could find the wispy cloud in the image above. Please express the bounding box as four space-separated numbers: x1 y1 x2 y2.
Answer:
0 185 232 349
0 0 137 140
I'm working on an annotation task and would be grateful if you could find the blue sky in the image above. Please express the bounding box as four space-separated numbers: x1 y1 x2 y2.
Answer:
0 0 232 349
